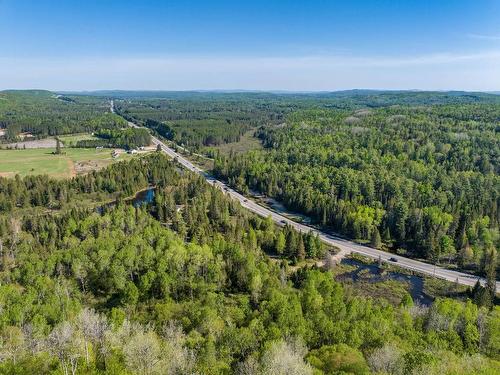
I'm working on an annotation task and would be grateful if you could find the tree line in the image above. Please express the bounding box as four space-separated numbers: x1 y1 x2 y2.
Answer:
0 91 127 142
113 94 297 151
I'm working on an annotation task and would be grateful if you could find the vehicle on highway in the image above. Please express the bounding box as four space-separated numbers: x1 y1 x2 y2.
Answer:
389 257 398 262
244 199 248 202
280 219 287 224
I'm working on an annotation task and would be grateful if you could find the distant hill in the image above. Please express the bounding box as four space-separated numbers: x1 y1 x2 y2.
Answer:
1 88 497 108
316 90 500 106
60 89 497 96
0 89 54 98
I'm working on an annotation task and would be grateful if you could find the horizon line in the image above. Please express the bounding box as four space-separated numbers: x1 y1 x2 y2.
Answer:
2 88 499 94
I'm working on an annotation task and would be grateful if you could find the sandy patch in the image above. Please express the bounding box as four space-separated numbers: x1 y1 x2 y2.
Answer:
74 160 111 175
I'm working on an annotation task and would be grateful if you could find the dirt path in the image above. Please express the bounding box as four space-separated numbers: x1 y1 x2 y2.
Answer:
67 159 76 178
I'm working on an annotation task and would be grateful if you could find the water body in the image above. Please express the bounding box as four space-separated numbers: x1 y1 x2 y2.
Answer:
339 258 434 306
132 188 155 206
96 187 155 213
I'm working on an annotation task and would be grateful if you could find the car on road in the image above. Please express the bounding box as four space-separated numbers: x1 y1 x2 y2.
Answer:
280 219 287 224
388 257 398 262
243 199 248 202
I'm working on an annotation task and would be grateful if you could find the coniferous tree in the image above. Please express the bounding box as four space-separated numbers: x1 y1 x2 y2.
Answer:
55 137 62 155
297 235 306 261
484 247 497 307
371 227 382 249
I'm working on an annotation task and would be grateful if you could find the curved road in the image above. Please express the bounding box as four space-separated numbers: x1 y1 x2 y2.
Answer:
126 118 498 292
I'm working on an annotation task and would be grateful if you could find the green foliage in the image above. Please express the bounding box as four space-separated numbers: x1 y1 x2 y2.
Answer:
214 104 500 273
0 90 126 141
55 137 62 155
306 344 370 374
0 141 498 374
114 94 295 150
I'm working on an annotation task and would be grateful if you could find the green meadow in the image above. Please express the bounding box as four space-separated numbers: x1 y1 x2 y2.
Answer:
0 148 132 178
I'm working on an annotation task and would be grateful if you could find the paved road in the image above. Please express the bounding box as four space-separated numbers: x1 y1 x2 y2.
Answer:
125 116 498 292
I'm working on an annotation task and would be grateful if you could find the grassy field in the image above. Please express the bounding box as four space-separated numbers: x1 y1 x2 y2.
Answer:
0 148 134 178
207 129 263 156
58 132 99 146
172 130 263 171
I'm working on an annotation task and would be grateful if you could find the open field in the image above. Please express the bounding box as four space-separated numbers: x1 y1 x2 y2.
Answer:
0 148 137 178
58 132 99 146
207 129 263 155
177 130 263 170
2 133 99 150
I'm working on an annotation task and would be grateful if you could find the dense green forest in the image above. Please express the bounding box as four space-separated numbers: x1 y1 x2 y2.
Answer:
3 89 498 148
0 90 126 142
214 104 500 277
112 90 500 152
81 89 500 106
0 154 499 374
113 94 297 149
1 91 499 373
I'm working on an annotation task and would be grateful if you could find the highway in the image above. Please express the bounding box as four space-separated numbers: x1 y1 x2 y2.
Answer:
125 116 498 292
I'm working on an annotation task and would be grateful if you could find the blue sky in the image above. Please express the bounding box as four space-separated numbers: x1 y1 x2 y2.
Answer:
1 0 499 91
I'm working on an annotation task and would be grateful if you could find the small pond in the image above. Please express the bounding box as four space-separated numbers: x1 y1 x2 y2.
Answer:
132 188 155 206
96 187 155 213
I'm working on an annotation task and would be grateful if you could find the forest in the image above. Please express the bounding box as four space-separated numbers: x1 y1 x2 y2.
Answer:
113 93 300 150
110 90 500 153
2 0 500 370
214 103 500 278
0 154 499 374
0 90 126 142
0 90 499 374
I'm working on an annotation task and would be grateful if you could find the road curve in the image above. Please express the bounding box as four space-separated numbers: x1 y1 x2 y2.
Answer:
127 119 498 292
